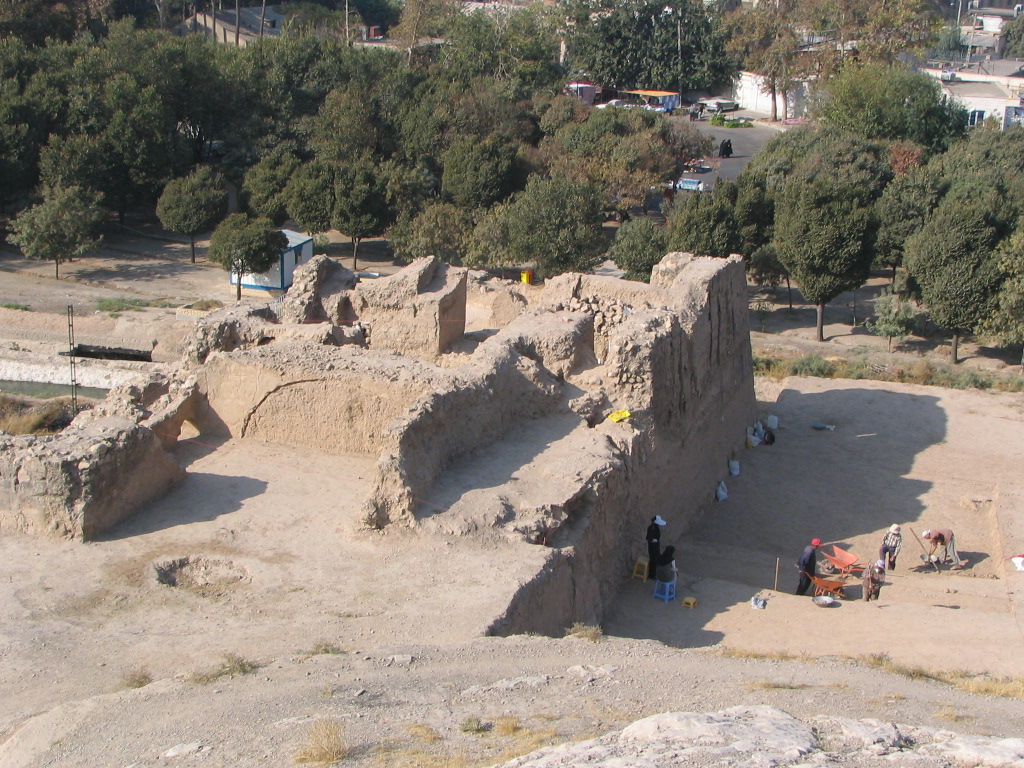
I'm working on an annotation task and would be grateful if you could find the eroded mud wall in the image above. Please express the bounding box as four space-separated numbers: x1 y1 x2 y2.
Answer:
197 344 447 455
0 418 184 540
484 256 756 635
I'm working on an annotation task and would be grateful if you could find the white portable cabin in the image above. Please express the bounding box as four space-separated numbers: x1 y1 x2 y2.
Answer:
231 230 314 293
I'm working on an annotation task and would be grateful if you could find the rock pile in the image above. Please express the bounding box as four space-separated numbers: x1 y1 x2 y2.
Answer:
495 705 1024 768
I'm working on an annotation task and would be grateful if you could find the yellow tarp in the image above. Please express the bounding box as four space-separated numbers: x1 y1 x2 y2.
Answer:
607 409 632 423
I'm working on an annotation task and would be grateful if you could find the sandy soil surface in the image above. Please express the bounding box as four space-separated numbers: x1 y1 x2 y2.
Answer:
2 235 1024 766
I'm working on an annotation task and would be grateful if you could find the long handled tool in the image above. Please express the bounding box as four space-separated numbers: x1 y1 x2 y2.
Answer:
908 526 940 572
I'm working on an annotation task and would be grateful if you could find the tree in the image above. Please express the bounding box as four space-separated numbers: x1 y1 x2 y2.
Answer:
1004 14 1024 58
390 0 459 59
866 287 916 351
441 136 517 209
243 151 300 225
811 63 967 153
904 188 1011 363
8 185 104 279
542 107 675 216
566 0 735 93
468 177 605 278
747 244 793 308
389 202 476 264
773 131 891 342
286 162 336 236
726 0 804 122
441 4 562 89
985 226 1024 373
207 213 287 301
156 166 227 264
874 164 940 281
609 217 667 281
332 155 391 272
666 180 741 258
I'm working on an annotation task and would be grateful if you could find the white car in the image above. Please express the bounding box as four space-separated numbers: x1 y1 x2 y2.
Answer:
698 97 738 113
595 99 624 109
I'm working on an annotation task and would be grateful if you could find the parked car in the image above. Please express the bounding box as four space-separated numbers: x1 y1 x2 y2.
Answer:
698 97 738 113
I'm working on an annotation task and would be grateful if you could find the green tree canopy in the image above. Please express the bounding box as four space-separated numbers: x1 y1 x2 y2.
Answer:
666 180 741 259
286 161 336 235
208 213 287 301
156 166 228 263
984 224 1024 372
811 62 967 153
468 177 606 278
243 151 301 226
389 202 476 264
441 136 517 209
332 155 391 271
541 106 675 215
566 0 735 92
904 187 1013 362
772 130 891 341
609 217 667 281
8 185 104 279
440 5 562 90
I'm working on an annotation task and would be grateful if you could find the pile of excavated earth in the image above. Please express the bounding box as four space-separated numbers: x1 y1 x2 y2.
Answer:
1 252 1023 767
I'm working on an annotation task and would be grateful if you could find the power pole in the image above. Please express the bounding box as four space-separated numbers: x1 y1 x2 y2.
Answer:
67 305 78 415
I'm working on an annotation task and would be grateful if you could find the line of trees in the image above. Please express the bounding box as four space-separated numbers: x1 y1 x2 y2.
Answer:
617 63 1023 366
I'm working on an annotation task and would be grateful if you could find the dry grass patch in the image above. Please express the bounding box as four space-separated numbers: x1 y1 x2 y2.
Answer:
497 728 560 762
934 706 972 723
0 395 76 435
373 749 472 768
406 723 442 743
493 717 523 737
861 654 1024 700
304 640 345 658
118 667 152 690
746 679 810 691
716 647 801 662
566 622 604 642
190 653 260 684
294 718 349 764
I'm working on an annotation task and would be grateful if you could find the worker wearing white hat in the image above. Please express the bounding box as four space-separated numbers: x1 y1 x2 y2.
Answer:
879 524 903 570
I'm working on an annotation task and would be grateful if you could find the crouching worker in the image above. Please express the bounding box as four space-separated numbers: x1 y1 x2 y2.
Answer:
655 546 678 583
863 560 885 601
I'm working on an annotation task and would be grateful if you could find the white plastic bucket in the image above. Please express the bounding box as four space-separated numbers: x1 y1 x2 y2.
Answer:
765 414 779 430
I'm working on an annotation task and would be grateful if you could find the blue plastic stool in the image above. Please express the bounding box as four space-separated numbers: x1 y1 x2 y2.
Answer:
653 579 676 603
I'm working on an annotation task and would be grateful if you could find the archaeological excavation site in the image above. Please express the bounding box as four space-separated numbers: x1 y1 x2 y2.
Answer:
0 252 754 634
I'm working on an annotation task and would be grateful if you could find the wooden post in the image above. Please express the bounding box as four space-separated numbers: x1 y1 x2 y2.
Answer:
774 557 780 592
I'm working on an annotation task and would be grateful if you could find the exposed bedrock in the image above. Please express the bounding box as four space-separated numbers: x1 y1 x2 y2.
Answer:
0 417 184 540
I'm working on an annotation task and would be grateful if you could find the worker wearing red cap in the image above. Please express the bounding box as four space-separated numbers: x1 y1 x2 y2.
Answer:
795 538 821 596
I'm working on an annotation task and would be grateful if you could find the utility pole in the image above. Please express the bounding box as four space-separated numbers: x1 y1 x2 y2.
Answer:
677 11 683 109
345 0 350 44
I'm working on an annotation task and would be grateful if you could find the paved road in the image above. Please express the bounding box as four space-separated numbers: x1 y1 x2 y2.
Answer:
677 111 782 187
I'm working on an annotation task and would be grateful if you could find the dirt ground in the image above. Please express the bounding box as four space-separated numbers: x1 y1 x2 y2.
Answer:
1 232 1024 766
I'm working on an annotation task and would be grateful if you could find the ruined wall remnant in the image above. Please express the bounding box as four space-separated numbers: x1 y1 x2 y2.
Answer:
195 342 454 454
277 254 357 324
0 418 184 540
352 257 468 358
1 251 754 638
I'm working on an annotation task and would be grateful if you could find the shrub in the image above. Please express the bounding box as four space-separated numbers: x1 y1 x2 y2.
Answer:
786 354 835 377
566 622 604 642
294 718 349 764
